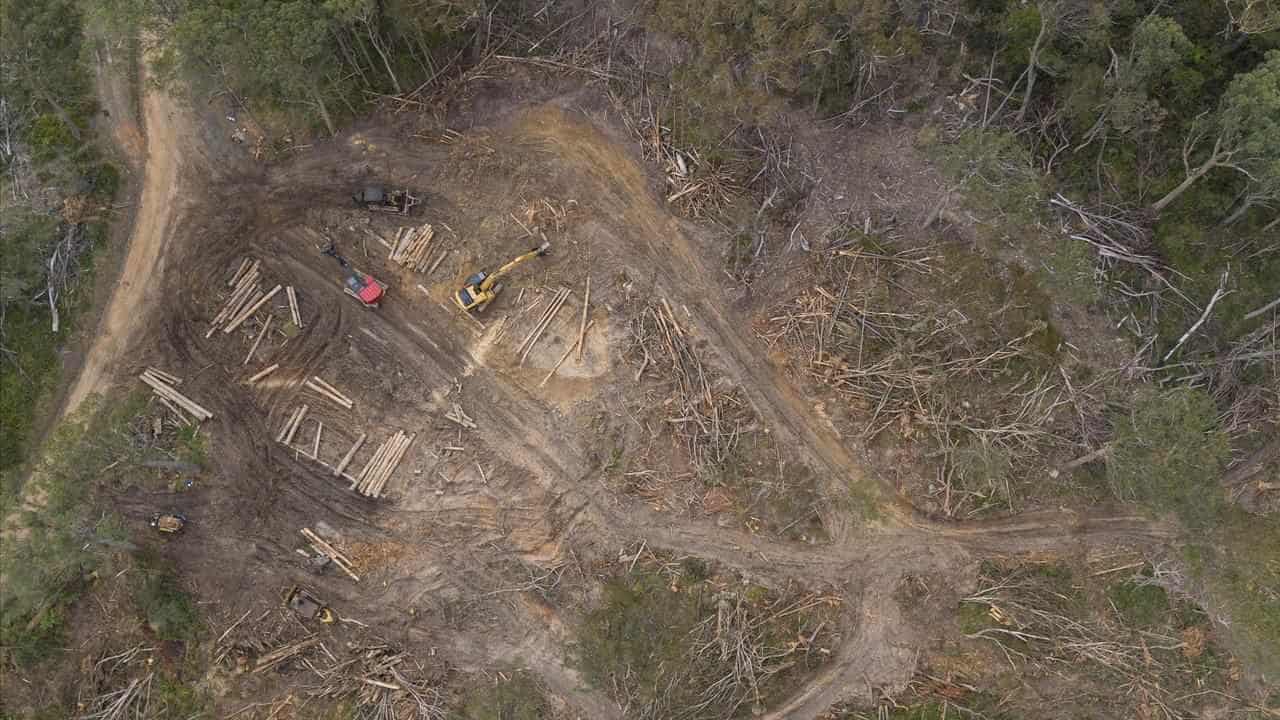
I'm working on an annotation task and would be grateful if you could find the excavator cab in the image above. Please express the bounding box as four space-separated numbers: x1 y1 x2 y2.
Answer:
149 512 187 534
283 585 336 624
454 242 550 312
323 242 386 307
353 186 419 215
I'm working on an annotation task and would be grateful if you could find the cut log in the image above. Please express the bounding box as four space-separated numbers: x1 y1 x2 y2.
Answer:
312 420 322 459
305 379 353 409
283 405 309 445
139 371 212 420
577 276 590 362
248 363 279 383
243 315 273 365
229 257 251 287
286 286 301 328
310 376 353 406
353 437 393 491
300 528 359 581
541 319 594 387
276 406 304 443
224 284 282 334
333 433 367 477
519 288 570 365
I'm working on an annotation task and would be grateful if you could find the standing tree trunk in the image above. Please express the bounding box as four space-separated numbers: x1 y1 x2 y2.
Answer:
1015 4 1053 123
365 22 402 94
307 82 337 137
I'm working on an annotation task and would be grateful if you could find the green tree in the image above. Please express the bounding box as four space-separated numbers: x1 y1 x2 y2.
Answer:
1107 16 1198 137
1107 387 1229 526
1152 50 1280 213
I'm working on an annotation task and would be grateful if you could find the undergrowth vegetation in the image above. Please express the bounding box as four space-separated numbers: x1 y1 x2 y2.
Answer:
575 552 839 720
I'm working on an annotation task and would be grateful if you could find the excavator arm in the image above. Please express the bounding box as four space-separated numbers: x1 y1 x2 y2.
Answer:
477 242 551 293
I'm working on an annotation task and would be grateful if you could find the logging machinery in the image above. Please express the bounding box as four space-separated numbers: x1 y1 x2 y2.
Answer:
283 585 336 624
149 512 187 534
353 185 419 215
322 242 386 307
454 241 551 312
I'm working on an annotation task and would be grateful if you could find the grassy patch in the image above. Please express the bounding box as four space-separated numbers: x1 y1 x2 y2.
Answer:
131 551 201 642
1107 386 1229 526
456 672 548 720
1107 579 1170 628
575 559 837 718
1185 511 1280 680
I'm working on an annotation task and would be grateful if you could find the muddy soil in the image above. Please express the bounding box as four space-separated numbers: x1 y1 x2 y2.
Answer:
66 76 1178 718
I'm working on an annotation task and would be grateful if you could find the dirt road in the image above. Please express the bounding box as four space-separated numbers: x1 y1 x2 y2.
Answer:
63 54 191 416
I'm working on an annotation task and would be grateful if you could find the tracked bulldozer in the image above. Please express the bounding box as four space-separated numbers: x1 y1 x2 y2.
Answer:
353 186 418 215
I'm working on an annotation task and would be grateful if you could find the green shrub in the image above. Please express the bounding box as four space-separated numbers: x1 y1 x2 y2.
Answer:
457 673 548 720
1107 387 1228 526
132 556 200 642
1107 579 1170 628
1185 511 1280 680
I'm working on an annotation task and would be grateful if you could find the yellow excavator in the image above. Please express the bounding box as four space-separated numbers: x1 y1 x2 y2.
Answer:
453 241 550 312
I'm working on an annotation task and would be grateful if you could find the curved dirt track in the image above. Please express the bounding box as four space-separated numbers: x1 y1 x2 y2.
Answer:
113 100 1181 719
64 56 192 416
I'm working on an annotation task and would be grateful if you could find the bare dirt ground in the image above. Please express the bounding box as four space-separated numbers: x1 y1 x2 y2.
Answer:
50 73 1184 717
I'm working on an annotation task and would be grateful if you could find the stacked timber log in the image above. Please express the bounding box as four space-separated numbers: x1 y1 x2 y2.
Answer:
139 367 212 421
300 528 360 581
304 376 353 409
389 223 436 271
286 286 302 328
208 259 262 337
276 405 309 444
444 402 476 429
350 431 415 498
517 287 570 365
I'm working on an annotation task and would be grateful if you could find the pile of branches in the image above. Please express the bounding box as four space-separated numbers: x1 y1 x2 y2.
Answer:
616 95 741 219
761 249 1062 448
627 299 748 479
308 643 447 720
74 645 155 720
683 587 840 718
961 564 1210 720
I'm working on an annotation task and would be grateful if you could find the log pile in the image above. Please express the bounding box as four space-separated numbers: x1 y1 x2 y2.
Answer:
139 367 212 421
305 376 354 409
286 286 302 328
301 527 360 582
208 258 282 337
252 635 319 674
389 223 436 271
444 402 476 429
517 287 571 365
277 405 309 444
351 431 415 498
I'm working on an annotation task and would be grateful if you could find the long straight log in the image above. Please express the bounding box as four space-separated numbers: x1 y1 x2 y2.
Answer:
333 433 366 477
243 314 273 365
224 284 281 334
577 276 590 362
229 257 251 287
353 437 393 491
286 286 301 328
310 376 352 406
359 433 401 495
300 528 359 581
520 289 570 365
540 319 594 387
248 363 279 383
363 432 406 495
283 404 309 445
140 372 212 419
312 421 322 458
305 379 352 409
277 406 304 443
369 432 413 497
517 288 567 359
145 367 182 385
